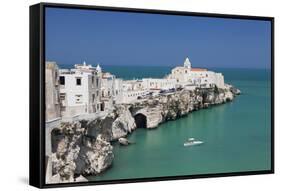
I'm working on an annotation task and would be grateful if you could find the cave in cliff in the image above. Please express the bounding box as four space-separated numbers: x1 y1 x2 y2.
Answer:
134 113 147 128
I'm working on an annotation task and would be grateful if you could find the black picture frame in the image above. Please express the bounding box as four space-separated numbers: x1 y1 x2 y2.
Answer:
29 2 275 188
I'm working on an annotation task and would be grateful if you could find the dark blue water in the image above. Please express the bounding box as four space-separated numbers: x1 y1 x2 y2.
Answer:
61 64 271 181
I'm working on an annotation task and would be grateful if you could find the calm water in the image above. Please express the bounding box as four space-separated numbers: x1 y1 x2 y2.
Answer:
74 66 271 181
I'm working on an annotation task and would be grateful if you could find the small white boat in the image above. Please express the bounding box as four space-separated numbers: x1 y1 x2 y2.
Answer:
184 138 203 147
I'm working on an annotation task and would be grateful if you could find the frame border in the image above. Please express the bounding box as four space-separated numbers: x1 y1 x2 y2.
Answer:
29 2 274 188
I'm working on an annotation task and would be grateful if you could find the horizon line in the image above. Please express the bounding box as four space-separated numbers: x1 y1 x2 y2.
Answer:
54 63 271 70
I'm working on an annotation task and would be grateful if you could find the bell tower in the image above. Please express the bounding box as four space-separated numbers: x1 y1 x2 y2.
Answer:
184 57 191 69
96 64 102 73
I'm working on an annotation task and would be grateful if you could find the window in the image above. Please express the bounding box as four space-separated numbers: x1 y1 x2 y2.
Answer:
92 76 95 86
96 78 99 87
101 102 105 111
92 94 95 102
75 95 82 104
59 76 65 85
60 93 66 100
96 90 99 96
76 78 81 85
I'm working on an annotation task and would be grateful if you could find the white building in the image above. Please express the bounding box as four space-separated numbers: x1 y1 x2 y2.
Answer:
121 80 148 103
45 61 61 121
101 71 116 111
59 62 102 118
45 61 62 157
142 78 177 90
167 57 225 88
122 80 145 91
120 78 177 103
100 67 124 109
122 90 149 103
113 78 123 104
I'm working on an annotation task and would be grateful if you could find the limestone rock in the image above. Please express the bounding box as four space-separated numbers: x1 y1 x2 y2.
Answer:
47 122 114 184
118 137 131 146
128 86 237 128
81 134 114 174
75 175 88 182
111 105 136 139
85 116 114 141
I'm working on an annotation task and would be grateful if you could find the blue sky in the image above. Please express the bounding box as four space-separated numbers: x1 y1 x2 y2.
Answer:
45 7 271 69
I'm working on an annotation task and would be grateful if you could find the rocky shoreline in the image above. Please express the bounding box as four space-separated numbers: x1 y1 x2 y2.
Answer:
46 85 240 183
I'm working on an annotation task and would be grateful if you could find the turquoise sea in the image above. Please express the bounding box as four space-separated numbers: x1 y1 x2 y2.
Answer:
71 65 271 181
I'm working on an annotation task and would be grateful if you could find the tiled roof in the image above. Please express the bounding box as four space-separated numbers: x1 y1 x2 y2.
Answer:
191 68 207 71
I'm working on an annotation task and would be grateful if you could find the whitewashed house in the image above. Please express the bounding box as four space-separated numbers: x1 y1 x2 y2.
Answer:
121 80 148 103
122 90 149 103
101 71 116 111
121 78 177 104
59 62 102 118
95 65 125 110
122 80 145 91
142 78 177 90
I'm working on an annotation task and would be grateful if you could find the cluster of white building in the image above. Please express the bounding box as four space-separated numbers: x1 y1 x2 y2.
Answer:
46 57 225 121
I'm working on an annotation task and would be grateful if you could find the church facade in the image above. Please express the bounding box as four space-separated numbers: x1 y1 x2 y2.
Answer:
167 57 225 89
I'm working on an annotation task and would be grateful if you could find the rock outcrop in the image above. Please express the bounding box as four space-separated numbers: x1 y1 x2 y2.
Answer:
118 137 133 146
46 105 137 183
111 105 136 140
128 85 239 128
46 122 114 184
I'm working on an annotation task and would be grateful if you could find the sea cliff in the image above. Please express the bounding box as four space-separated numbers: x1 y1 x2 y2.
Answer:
46 85 240 183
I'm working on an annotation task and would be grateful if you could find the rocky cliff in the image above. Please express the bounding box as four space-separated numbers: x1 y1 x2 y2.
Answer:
46 105 136 183
129 85 239 128
46 122 114 183
47 85 240 183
